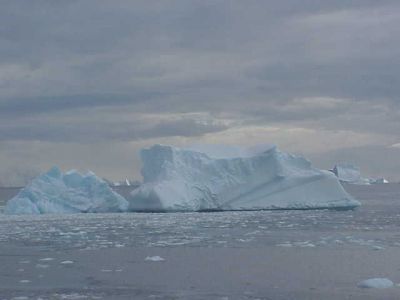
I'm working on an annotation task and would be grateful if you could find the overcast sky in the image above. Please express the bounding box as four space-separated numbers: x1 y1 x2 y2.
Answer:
1 0 400 185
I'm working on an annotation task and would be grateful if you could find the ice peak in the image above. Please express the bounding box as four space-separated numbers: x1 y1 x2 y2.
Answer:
46 166 62 179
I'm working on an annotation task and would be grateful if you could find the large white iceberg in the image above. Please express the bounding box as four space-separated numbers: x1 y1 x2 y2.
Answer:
331 164 371 185
5 167 129 214
129 145 360 211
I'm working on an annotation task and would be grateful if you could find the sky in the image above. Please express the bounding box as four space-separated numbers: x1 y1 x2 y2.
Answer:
1 0 400 185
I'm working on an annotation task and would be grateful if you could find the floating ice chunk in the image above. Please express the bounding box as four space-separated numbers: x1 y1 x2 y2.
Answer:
244 230 261 236
19 279 31 283
5 167 129 214
145 256 165 262
19 260 30 264
293 241 316 247
129 144 360 212
237 238 253 243
358 278 394 288
60 260 74 264
300 243 315 248
39 257 54 261
372 245 385 251
36 264 49 269
56 294 91 299
276 243 293 247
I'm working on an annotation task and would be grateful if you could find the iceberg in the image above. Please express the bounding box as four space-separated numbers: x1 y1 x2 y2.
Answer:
372 178 389 184
5 167 128 214
331 164 371 185
129 144 360 212
358 278 394 289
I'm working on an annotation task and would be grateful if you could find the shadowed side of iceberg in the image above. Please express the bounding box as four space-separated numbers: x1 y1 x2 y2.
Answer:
220 171 359 210
4 167 129 214
128 145 360 212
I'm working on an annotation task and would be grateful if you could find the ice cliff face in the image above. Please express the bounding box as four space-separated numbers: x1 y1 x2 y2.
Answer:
129 145 360 211
5 167 128 214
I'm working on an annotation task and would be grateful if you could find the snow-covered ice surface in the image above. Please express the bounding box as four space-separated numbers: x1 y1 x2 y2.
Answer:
0 183 400 299
129 144 359 211
4 167 128 214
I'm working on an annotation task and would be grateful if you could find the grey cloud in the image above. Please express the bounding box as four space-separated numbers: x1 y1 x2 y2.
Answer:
248 60 400 101
0 93 163 117
0 116 227 142
1 1 400 180
144 118 228 139
2 1 400 113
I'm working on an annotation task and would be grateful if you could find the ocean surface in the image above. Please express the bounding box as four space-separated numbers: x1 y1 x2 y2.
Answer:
0 183 400 299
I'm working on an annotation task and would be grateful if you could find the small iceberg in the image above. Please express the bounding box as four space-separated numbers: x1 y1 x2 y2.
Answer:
4 167 128 214
358 278 394 289
331 163 390 185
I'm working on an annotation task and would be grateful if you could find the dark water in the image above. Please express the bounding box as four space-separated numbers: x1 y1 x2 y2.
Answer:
1 184 400 299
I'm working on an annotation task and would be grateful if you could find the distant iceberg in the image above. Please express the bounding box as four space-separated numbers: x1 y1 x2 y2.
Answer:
5 167 129 214
371 178 389 184
330 163 387 185
128 145 360 212
331 164 371 185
